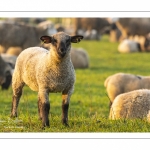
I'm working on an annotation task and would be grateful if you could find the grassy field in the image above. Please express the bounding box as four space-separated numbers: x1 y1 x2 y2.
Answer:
1 35 150 132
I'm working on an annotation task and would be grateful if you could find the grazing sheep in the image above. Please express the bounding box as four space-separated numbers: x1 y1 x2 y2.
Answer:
74 18 110 40
0 54 13 90
118 39 141 53
130 35 150 52
0 21 48 51
115 18 150 39
104 73 150 107
71 48 89 69
6 46 22 56
0 55 7 86
109 89 150 121
1 54 17 89
10 32 83 127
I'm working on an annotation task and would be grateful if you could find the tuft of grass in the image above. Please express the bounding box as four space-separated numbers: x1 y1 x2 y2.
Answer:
1 35 150 132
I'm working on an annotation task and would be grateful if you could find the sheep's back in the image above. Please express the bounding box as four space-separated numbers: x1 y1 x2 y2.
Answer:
106 73 143 92
105 73 143 102
109 89 150 120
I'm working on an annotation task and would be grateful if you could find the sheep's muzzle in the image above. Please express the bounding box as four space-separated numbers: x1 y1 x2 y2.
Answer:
57 45 67 58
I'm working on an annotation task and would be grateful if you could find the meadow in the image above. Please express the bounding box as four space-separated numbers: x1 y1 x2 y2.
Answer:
1 35 150 132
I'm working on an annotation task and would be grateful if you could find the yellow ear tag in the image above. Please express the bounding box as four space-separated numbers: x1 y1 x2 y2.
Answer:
40 40 45 47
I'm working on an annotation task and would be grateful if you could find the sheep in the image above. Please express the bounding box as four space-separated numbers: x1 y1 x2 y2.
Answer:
73 18 110 39
0 54 14 90
104 73 150 108
10 31 84 127
115 18 150 39
71 48 89 69
118 39 141 53
1 54 17 89
109 89 150 121
0 21 48 51
84 29 100 40
130 35 150 52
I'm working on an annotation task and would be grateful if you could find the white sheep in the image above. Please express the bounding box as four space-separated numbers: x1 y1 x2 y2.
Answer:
71 47 89 69
104 72 150 107
10 32 83 127
118 39 141 53
109 89 150 121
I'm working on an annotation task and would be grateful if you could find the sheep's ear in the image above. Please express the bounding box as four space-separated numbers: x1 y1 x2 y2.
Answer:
40 36 52 44
71 35 84 43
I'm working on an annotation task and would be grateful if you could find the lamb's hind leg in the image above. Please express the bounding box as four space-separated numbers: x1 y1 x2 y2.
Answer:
10 81 24 118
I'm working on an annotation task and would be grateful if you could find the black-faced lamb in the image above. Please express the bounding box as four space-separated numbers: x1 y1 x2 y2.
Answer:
10 32 83 127
109 89 150 121
104 72 150 107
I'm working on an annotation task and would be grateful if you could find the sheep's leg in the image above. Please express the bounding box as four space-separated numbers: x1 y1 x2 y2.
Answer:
37 99 42 120
62 93 70 126
38 90 50 127
11 82 24 118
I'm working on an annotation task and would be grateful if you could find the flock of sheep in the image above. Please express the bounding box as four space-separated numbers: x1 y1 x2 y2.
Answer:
104 18 150 122
104 73 150 121
0 19 89 89
112 18 150 53
1 18 150 128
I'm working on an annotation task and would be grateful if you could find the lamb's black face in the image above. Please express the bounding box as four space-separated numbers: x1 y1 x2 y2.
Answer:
40 32 84 58
52 33 71 58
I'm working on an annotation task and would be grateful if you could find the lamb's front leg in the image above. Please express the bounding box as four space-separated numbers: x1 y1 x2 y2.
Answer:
38 90 50 127
62 91 72 126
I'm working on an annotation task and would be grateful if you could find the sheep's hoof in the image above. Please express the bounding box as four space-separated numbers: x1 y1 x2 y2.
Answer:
42 121 50 128
10 113 17 118
63 122 69 127
41 125 50 130
41 123 50 130
38 116 42 120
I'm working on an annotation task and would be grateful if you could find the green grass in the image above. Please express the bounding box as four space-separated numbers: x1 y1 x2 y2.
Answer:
1 35 150 132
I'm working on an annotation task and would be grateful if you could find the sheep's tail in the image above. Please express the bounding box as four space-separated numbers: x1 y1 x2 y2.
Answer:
104 75 112 87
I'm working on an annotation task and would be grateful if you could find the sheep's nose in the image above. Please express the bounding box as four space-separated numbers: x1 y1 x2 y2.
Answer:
60 47 65 52
58 46 66 58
